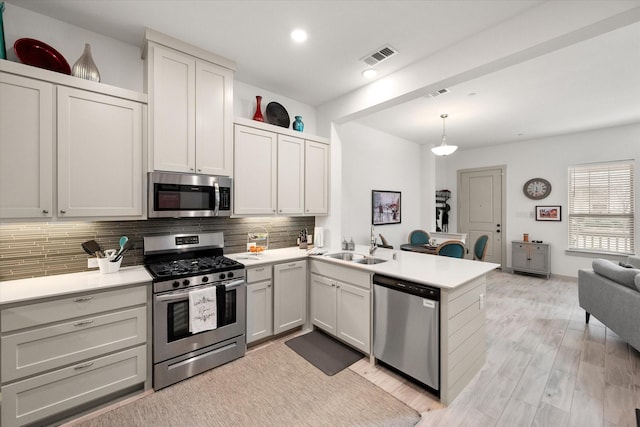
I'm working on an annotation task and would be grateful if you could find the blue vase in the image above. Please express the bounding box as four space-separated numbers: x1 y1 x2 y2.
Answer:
293 116 304 132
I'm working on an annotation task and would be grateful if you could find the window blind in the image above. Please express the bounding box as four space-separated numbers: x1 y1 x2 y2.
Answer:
568 160 634 254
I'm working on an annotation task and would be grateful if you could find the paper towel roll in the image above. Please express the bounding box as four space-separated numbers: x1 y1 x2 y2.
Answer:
314 227 324 247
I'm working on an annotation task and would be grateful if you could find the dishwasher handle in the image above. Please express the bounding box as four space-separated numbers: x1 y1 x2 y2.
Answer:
373 274 440 301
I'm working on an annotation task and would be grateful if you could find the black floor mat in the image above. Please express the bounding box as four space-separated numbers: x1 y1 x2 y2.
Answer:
285 330 364 376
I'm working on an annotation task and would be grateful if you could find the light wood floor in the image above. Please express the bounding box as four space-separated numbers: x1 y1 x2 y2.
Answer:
349 270 640 427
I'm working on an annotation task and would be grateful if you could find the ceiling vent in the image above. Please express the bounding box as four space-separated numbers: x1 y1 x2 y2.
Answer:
426 88 450 97
362 45 398 66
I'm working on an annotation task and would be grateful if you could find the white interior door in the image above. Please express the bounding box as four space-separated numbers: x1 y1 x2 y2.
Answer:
458 166 505 266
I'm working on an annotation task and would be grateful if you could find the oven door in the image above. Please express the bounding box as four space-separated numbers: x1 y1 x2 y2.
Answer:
153 279 246 363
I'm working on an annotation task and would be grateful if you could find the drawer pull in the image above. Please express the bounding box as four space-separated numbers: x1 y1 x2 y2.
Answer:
255 268 264 272
288 263 297 267
74 320 94 327
73 296 94 302
74 362 94 370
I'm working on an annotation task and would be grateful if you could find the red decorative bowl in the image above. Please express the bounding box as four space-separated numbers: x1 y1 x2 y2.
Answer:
14 38 71 75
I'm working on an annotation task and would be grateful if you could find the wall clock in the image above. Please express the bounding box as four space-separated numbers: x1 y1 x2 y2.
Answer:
523 178 551 200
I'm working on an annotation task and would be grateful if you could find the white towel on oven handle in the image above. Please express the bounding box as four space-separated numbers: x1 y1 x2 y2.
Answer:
189 286 217 333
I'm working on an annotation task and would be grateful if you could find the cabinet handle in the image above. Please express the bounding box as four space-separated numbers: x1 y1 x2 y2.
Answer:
190 168 194 171
197 169 202 172
74 319 94 327
42 209 49 214
73 296 94 302
268 284 271 288
288 263 297 267
255 268 264 272
60 210 67 214
74 362 94 370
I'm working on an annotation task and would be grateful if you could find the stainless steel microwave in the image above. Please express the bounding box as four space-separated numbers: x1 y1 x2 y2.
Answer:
148 172 232 218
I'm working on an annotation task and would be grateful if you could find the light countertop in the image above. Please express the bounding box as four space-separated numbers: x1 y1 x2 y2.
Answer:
1 244 499 306
0 266 152 306
229 245 499 290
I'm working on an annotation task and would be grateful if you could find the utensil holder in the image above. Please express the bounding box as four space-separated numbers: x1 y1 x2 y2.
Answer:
97 257 122 274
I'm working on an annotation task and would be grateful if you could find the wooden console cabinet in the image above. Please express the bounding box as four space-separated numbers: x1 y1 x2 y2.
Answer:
511 241 550 278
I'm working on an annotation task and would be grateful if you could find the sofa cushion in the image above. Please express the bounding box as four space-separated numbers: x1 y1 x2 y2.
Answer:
592 259 640 290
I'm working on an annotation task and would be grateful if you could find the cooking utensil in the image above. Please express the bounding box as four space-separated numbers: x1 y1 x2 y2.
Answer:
81 240 102 257
118 236 128 254
111 240 133 262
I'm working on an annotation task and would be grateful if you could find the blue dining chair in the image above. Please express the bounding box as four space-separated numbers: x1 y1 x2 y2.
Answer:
473 235 489 261
409 230 430 245
436 240 465 258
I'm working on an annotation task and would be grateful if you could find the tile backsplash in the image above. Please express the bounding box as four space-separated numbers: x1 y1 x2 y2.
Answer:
0 216 315 281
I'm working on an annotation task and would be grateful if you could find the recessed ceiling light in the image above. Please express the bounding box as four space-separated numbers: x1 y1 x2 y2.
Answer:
362 69 377 79
291 29 308 43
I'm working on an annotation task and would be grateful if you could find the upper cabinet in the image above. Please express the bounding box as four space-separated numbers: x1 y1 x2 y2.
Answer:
143 29 234 177
0 73 54 219
0 60 147 221
57 87 143 217
233 118 330 216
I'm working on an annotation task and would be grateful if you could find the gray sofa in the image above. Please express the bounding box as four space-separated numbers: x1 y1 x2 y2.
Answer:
578 257 640 352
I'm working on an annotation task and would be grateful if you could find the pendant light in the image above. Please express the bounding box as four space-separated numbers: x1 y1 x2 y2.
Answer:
431 114 458 156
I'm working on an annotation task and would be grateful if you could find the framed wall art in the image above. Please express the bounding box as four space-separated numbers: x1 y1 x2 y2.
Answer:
535 205 561 221
372 190 401 225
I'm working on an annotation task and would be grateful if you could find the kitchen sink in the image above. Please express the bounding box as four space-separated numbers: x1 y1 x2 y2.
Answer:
324 252 387 265
324 252 365 261
353 257 387 265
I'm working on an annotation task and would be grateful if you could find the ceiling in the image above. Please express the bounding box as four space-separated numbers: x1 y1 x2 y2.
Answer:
10 0 640 150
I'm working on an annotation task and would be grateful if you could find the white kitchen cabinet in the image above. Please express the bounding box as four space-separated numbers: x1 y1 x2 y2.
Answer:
246 266 273 343
57 86 143 217
233 119 330 217
277 135 305 215
0 284 150 427
310 273 337 335
310 261 371 353
304 140 329 215
145 31 234 176
0 72 54 219
0 60 147 221
273 260 307 334
233 125 278 215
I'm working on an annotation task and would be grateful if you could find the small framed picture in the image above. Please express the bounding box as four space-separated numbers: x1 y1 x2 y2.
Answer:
536 205 561 221
372 190 401 225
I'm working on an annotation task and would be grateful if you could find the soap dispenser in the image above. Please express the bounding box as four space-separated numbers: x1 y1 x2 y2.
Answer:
348 237 355 251
342 238 348 251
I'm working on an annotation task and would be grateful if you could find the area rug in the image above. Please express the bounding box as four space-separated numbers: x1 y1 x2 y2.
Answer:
70 341 421 427
285 330 364 376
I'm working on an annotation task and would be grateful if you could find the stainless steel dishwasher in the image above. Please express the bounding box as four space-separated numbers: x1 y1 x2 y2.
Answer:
373 274 440 393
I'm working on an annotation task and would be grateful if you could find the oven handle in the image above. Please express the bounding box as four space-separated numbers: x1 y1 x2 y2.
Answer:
154 279 245 302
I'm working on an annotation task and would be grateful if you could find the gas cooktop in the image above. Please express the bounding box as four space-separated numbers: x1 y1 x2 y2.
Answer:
146 255 243 279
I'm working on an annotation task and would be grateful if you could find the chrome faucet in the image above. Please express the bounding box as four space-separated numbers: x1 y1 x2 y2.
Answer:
370 225 377 255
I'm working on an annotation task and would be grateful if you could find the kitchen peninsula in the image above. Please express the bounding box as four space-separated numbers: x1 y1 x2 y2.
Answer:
228 245 499 405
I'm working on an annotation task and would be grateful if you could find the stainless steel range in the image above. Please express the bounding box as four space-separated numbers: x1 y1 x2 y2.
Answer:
143 232 246 390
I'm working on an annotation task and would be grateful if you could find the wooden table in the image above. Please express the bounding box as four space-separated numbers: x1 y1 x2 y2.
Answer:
400 244 438 255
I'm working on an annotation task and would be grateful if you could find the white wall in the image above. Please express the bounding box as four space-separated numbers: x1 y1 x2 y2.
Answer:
5 3 319 134
336 122 426 249
233 81 316 135
4 3 144 92
438 123 640 277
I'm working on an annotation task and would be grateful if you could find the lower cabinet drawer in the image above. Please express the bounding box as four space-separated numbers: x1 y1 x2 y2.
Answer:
1 345 146 427
1 285 148 332
1 306 146 382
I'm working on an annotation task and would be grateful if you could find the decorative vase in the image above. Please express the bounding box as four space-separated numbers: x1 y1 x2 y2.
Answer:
252 95 264 122
72 43 100 82
292 116 304 132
